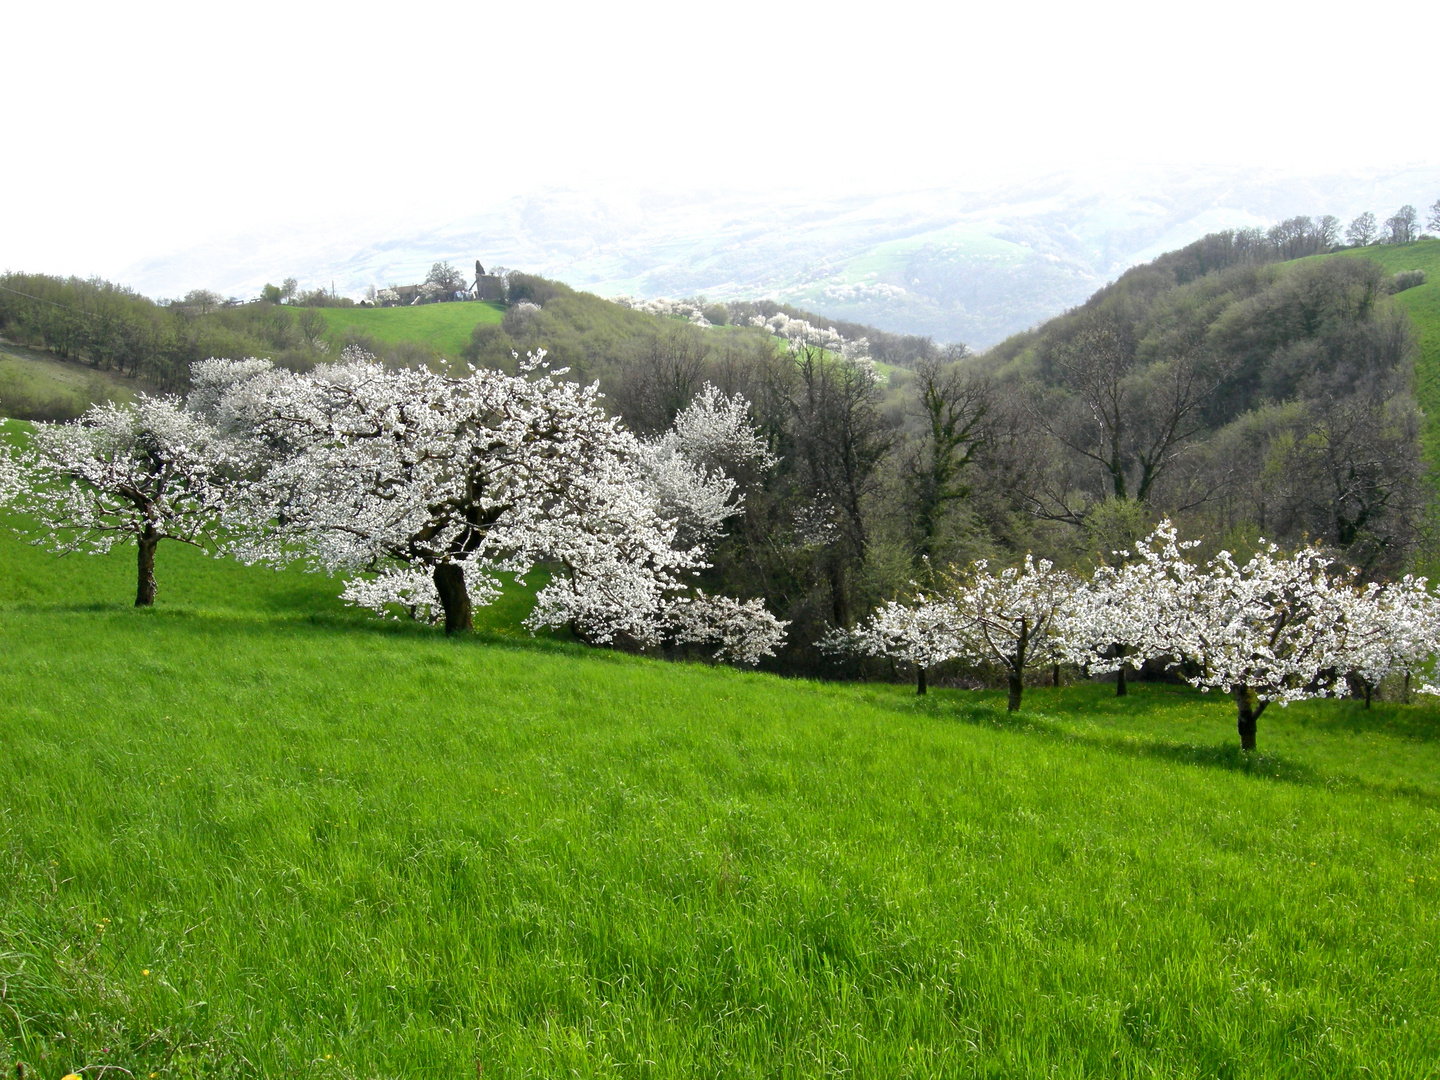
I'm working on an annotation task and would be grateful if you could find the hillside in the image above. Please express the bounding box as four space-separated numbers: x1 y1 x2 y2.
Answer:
118 167 1440 347
306 299 506 358
0 339 149 419
1325 239 1440 459
1 504 1437 1075
972 233 1436 578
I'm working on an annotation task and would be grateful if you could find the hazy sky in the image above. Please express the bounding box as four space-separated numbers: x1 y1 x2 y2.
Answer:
4 0 1436 278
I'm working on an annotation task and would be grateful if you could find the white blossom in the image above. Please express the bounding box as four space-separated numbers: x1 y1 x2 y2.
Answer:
828 593 963 692
6 396 237 603
665 591 788 665
0 422 23 506
1059 520 1200 680
943 555 1079 709
612 296 712 326
1341 575 1440 700
1169 544 1351 706
636 384 776 548
207 349 785 660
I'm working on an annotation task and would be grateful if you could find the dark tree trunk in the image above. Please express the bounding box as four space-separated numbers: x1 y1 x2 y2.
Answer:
1404 672 1411 704
1007 625 1029 712
432 563 473 635
1233 684 1264 751
916 666 927 696
1345 672 1374 708
1116 662 1128 697
1052 663 1061 688
1007 672 1024 712
828 556 851 628
135 528 159 607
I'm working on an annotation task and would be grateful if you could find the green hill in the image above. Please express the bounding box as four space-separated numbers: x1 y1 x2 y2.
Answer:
307 300 506 358
1 503 1437 1075
1323 238 1440 460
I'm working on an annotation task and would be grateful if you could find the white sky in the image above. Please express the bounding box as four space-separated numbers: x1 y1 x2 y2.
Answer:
3 0 1436 279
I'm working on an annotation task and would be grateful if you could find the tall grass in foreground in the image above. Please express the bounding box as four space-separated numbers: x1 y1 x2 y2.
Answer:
0 531 1437 1078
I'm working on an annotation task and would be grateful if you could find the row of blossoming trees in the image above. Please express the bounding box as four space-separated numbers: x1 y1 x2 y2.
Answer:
832 523 1440 750
0 349 789 664
4 351 1439 750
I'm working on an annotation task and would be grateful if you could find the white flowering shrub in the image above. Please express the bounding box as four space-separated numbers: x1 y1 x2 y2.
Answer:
1165 543 1358 748
751 312 846 353
665 591 789 666
0 421 23 506
841 556 1077 709
944 556 1079 711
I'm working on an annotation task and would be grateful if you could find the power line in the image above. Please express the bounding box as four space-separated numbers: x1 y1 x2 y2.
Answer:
0 282 119 321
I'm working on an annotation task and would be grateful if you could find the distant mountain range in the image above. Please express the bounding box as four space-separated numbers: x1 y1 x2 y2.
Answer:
123 164 1438 348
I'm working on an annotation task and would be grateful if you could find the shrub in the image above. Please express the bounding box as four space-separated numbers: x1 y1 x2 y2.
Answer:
1392 269 1427 294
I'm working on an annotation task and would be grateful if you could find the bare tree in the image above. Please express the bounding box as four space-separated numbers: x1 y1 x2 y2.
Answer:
1316 214 1342 250
1428 199 1440 234
425 261 466 292
903 357 990 559
786 343 892 626
1026 318 1225 521
611 325 711 435
297 306 329 349
1384 205 1420 245
1267 216 1321 260
1346 212 1378 247
1269 382 1426 577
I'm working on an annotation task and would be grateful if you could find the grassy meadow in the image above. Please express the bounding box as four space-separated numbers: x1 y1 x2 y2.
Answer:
0 515 1438 1078
308 302 506 358
0 341 145 420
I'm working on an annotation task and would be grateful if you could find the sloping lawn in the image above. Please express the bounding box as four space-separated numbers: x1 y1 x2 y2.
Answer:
0 527 1436 1078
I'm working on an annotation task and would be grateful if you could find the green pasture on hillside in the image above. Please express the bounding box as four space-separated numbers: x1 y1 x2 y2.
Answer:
0 516 1438 1077
307 301 506 358
1328 238 1440 461
0 341 143 420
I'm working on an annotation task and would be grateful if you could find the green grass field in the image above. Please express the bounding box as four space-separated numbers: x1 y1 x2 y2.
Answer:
1 511 1437 1078
0 341 145 420
1326 239 1440 462
308 302 506 358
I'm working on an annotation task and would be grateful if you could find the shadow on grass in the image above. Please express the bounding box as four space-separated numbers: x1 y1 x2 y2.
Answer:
885 686 1440 805
1283 698 1440 744
0 594 602 665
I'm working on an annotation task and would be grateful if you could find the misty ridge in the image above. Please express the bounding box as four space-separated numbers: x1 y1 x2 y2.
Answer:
5 186 1439 675
121 164 1439 348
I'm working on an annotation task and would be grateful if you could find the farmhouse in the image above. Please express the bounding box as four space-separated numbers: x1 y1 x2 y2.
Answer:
376 263 505 306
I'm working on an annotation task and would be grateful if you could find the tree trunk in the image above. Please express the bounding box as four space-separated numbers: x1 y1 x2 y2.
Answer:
1007 672 1024 712
1052 663 1061 688
1404 671 1411 704
1116 662 1128 697
916 666 927 696
432 563 473 635
135 528 159 607
828 557 851 628
1233 684 1263 751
